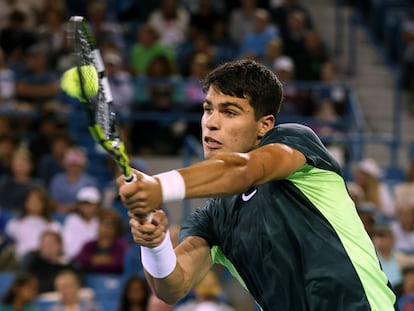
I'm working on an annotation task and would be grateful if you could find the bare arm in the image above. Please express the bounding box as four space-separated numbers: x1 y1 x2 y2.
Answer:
129 212 212 304
119 143 306 217
181 143 306 198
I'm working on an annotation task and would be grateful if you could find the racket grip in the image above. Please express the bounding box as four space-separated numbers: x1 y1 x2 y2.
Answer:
123 173 153 224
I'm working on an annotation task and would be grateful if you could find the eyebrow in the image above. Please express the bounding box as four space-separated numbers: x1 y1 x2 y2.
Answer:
203 99 245 111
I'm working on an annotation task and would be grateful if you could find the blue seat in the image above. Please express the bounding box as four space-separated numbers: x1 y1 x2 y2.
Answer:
83 274 125 302
0 272 15 297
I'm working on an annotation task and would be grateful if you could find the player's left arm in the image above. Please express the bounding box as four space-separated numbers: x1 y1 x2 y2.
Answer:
119 143 305 216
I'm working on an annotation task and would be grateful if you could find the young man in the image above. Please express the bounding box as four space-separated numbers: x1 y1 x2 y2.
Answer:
118 59 396 310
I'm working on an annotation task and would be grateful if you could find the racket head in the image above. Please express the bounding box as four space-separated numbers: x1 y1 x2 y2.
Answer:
69 16 133 180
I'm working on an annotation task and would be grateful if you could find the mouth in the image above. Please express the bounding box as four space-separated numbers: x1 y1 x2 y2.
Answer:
204 136 222 149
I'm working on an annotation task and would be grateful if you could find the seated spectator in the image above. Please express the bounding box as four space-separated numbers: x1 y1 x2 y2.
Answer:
352 158 396 218
0 47 16 112
147 0 190 49
62 186 101 259
0 133 18 176
293 29 329 81
0 147 44 214
394 265 414 301
238 8 280 61
118 275 150 311
372 224 403 288
36 131 74 186
174 270 235 311
24 230 78 294
259 38 284 70
129 23 175 76
356 203 377 238
49 146 98 216
227 0 258 46
391 183 414 268
272 56 315 116
48 269 102 311
0 10 37 64
86 0 125 53
74 209 129 274
5 186 61 261
0 273 38 311
14 43 61 114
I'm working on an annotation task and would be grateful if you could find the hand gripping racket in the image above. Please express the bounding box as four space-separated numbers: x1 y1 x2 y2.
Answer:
68 16 151 222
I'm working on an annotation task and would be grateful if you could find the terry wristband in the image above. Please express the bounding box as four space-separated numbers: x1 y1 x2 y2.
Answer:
141 230 177 278
154 170 186 203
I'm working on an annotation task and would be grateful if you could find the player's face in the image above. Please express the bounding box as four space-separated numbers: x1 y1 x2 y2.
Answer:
201 86 266 159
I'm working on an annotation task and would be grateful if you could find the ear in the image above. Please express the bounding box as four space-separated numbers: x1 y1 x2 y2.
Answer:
257 114 275 139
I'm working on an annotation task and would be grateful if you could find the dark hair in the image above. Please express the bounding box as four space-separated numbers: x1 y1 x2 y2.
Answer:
2 273 37 305
202 59 283 119
118 275 150 311
20 186 54 221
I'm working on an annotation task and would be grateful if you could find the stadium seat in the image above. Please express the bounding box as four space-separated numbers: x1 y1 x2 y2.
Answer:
83 274 125 302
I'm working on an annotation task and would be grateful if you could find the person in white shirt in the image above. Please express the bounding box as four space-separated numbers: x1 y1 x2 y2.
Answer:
5 186 61 260
62 186 101 259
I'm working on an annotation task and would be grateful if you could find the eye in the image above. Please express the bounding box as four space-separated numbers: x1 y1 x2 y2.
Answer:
203 104 213 114
224 109 237 117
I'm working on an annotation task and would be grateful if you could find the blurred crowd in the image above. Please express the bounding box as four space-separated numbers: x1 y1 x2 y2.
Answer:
1 0 414 311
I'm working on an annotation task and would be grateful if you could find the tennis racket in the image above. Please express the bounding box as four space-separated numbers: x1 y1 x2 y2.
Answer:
68 16 151 222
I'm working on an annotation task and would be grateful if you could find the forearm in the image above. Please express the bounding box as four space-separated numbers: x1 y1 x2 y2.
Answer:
142 234 212 304
177 153 257 199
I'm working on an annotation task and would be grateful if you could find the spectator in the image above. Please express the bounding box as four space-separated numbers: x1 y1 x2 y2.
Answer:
74 209 129 274
407 158 414 182
0 133 18 176
14 43 61 114
48 269 102 311
62 186 101 259
394 265 414 301
129 23 175 76
188 0 224 41
147 0 190 49
272 55 316 117
352 158 396 218
391 183 414 268
48 146 98 216
35 8 68 64
238 8 280 60
5 186 61 261
118 275 150 311
0 10 37 64
36 131 73 187
174 270 235 311
372 224 403 288
132 55 184 155
227 0 258 46
294 30 329 81
86 0 125 53
356 203 377 238
280 8 309 73
24 230 78 294
103 49 134 116
0 47 16 112
259 38 283 70
0 147 44 214
0 273 38 311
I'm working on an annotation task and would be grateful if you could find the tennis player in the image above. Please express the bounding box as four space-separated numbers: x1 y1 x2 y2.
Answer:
118 59 396 310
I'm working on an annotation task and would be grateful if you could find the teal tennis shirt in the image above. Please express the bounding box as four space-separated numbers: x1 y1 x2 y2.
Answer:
180 123 396 310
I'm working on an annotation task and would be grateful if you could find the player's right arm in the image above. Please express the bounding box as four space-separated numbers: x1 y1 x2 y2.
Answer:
129 212 213 304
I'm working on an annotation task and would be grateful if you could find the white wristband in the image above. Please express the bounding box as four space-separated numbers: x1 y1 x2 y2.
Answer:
141 230 177 278
154 170 185 203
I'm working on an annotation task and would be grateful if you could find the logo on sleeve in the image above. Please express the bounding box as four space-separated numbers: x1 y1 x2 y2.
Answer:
241 189 257 201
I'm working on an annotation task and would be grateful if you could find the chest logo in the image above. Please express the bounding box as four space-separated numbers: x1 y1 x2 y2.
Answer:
241 189 257 201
